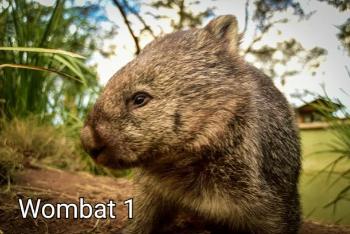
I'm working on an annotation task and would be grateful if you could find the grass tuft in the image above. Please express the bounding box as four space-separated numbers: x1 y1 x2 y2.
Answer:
0 116 131 188
0 117 77 185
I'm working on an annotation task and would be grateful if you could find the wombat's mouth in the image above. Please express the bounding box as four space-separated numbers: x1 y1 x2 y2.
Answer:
92 150 116 167
89 146 105 159
93 150 107 165
90 148 141 169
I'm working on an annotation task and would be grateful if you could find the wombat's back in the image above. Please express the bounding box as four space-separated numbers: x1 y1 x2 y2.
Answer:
247 63 301 231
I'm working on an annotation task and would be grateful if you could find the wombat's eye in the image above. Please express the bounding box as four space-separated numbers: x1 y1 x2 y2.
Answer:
131 92 152 108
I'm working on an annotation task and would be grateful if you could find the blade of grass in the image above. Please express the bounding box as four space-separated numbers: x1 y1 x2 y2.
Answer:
0 64 83 83
51 55 86 85
0 47 86 59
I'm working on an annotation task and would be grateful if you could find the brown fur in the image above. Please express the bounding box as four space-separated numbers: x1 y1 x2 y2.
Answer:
81 15 301 234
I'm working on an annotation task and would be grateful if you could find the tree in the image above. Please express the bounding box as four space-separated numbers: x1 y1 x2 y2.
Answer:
148 0 214 30
111 0 214 55
241 0 327 85
319 0 350 54
109 0 327 86
337 18 350 55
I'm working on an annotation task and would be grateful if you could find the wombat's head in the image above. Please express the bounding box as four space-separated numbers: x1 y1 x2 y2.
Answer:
81 15 249 169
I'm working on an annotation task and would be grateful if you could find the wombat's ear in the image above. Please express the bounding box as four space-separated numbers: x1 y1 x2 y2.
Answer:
205 15 240 53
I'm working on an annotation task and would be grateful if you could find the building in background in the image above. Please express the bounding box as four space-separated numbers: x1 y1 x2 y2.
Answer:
295 98 343 129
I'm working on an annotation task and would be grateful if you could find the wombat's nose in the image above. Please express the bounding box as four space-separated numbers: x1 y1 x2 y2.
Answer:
80 126 104 159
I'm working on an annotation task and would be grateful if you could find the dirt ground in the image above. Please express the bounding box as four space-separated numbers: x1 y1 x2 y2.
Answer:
0 166 349 234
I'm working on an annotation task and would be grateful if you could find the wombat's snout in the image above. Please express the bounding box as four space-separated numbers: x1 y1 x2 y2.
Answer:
80 125 104 160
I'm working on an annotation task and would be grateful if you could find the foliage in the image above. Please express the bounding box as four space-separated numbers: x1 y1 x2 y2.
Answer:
246 39 327 85
241 0 328 85
0 0 111 122
0 46 99 121
253 0 309 28
337 18 350 55
320 0 350 54
319 0 350 12
312 81 350 213
149 0 215 30
112 0 214 54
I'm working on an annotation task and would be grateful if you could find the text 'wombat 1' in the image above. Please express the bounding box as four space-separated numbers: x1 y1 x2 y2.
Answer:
81 15 301 234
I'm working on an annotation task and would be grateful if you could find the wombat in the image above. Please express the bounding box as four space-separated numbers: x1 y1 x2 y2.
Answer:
81 15 301 234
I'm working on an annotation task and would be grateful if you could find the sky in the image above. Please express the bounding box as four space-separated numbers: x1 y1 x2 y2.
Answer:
38 0 350 108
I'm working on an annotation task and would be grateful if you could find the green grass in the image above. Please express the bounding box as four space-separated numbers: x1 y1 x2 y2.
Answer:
0 1 100 122
300 129 350 225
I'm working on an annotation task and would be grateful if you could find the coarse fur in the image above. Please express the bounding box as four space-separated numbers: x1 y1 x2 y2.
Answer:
81 15 301 234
